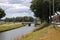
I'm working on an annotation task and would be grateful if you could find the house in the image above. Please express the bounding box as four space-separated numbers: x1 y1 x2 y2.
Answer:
51 12 60 24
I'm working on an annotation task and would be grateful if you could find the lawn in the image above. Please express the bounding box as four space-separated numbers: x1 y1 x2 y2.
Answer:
16 25 60 40
0 22 26 32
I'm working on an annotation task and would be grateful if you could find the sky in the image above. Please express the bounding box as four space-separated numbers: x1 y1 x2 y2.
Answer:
0 0 34 19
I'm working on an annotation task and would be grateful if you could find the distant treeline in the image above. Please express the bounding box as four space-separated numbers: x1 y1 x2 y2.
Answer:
4 16 34 22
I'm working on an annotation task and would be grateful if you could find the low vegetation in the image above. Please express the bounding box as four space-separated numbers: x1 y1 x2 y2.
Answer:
0 22 26 32
15 24 60 40
0 22 6 25
33 22 49 32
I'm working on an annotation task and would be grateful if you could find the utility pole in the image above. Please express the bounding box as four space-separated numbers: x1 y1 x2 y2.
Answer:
53 0 55 15
49 0 55 23
49 0 50 16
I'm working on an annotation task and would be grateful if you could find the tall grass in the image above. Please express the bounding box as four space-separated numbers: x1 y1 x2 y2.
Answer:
0 22 6 25
0 22 25 32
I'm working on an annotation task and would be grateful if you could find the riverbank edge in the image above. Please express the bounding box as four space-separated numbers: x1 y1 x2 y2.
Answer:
15 22 51 40
0 24 26 33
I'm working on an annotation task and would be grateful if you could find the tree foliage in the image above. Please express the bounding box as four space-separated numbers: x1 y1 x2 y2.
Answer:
4 16 34 22
30 0 60 23
0 8 6 19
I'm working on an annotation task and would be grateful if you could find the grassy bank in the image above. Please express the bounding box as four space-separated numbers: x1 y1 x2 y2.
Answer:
0 22 26 32
0 22 7 25
15 25 60 40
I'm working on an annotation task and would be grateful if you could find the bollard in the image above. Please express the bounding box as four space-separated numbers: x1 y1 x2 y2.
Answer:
28 23 31 26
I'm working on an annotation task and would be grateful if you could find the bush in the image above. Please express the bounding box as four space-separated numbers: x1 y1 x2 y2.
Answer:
33 22 50 32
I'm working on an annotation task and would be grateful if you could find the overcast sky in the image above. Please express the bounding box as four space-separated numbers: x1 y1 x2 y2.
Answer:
0 0 34 19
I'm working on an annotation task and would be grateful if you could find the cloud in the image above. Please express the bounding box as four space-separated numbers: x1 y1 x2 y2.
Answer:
5 12 34 18
8 0 32 4
0 0 8 3
6 8 30 13
8 0 32 7
0 0 34 19
9 0 23 4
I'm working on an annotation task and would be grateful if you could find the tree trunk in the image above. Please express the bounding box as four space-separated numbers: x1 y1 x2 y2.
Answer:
45 17 50 24
41 20 44 24
0 18 1 21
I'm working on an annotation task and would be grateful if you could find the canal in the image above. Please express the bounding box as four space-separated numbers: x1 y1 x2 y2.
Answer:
0 24 35 40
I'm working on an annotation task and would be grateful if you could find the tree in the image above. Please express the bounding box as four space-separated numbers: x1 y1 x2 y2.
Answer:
23 16 34 22
30 0 60 23
0 8 6 20
4 16 34 22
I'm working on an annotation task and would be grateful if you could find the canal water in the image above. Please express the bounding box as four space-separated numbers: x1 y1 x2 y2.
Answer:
0 24 35 40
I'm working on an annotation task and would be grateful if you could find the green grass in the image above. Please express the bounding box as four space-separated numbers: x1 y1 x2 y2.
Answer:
0 22 26 32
